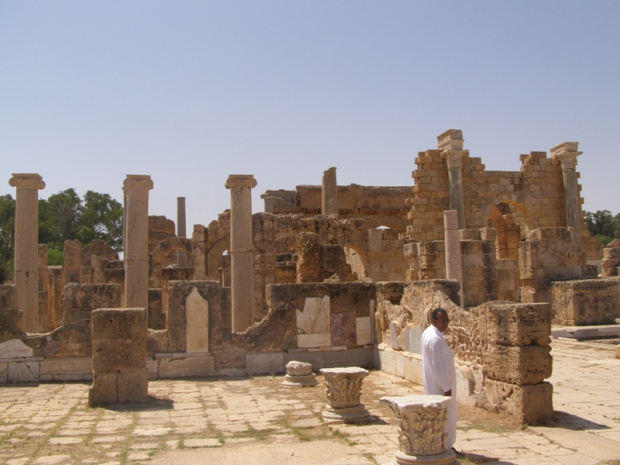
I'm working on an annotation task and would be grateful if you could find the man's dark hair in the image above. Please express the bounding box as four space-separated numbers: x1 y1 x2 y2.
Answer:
431 308 448 320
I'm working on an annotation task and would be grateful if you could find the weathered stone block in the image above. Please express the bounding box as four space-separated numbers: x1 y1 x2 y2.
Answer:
62 284 122 326
117 369 148 403
484 345 552 385
91 307 147 341
550 279 620 325
92 339 146 371
8 360 40 383
90 372 119 405
482 302 551 346
484 379 552 425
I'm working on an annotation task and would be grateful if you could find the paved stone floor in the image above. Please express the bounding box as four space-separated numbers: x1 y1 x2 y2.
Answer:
0 339 618 465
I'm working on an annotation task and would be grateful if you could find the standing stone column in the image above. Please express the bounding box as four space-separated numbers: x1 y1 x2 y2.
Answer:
322 167 338 216
444 210 464 307
551 142 583 244
9 173 45 332
438 130 466 230
177 196 187 267
225 175 257 332
123 175 153 311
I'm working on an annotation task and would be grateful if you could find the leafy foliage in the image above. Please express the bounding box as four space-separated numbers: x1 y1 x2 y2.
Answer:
0 189 123 281
584 210 620 245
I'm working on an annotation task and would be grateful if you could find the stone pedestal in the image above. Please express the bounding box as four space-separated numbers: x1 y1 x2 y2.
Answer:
283 360 318 387
89 307 148 406
380 395 457 465
319 367 370 424
9 173 45 332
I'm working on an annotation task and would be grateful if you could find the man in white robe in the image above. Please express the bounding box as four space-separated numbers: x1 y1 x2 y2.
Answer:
421 307 457 449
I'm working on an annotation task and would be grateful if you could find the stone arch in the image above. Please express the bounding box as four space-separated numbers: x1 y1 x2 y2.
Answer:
205 236 229 282
150 237 194 287
484 195 536 259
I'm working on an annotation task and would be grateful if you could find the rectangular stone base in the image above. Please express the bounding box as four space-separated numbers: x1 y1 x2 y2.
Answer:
484 379 553 425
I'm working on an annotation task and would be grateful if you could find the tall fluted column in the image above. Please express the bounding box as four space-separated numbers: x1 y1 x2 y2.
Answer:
438 129 466 229
444 210 464 307
9 173 45 332
177 196 187 267
322 167 338 216
225 174 257 332
123 175 153 311
551 142 583 243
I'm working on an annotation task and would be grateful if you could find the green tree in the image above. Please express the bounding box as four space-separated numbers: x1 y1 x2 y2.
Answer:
584 210 620 245
0 194 16 282
0 189 123 282
78 191 123 252
39 188 82 250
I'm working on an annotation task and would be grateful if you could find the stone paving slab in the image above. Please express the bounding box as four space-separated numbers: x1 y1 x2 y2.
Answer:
0 339 618 464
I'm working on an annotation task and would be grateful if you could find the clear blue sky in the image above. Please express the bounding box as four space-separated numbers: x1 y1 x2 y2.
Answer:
2 1 619 230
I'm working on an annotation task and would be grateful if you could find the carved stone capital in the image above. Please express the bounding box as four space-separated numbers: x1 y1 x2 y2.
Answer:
320 367 369 409
380 395 451 457
441 149 464 169
123 175 154 192
550 142 582 170
225 174 257 190
9 173 45 190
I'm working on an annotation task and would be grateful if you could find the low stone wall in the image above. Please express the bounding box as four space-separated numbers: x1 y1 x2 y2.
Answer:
550 278 620 325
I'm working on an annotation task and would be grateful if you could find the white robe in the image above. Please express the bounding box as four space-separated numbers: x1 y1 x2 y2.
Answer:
421 324 457 449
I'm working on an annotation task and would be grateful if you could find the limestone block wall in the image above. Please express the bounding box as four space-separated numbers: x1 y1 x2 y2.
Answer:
203 213 407 325
365 228 408 282
61 283 122 327
263 185 411 230
519 227 597 304
405 138 600 261
460 229 498 307
471 302 552 424
550 278 620 325
89 308 148 405
404 232 504 307
497 258 519 302
374 280 553 424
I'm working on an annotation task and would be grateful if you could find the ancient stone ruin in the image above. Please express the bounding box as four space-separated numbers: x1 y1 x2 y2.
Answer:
1 129 619 424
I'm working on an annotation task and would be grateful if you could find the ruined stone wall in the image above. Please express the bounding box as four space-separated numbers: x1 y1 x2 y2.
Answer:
262 185 410 230
405 139 601 260
602 240 620 277
550 278 620 325
202 213 408 325
404 230 502 307
519 227 597 304
374 279 553 424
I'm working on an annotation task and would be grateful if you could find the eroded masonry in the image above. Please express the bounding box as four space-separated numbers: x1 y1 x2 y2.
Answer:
2 129 619 424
